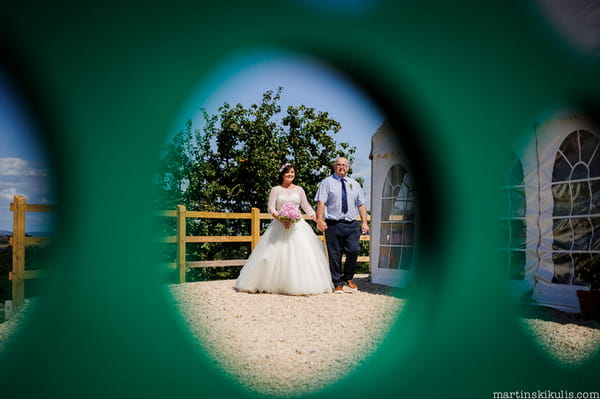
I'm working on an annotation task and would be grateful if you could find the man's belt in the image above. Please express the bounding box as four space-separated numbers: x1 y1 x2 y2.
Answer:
325 219 356 225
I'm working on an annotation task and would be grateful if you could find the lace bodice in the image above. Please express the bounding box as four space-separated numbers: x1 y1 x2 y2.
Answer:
267 185 315 216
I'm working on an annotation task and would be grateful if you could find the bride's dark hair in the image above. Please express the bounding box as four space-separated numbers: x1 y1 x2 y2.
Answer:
278 163 295 184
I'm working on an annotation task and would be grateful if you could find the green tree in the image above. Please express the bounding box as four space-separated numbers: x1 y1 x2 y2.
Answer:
155 109 217 212
196 88 354 213
155 87 361 280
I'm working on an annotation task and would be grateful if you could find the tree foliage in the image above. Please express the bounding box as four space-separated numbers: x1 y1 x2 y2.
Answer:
155 87 361 280
156 87 356 213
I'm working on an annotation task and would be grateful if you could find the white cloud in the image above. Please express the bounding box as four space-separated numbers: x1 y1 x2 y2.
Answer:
0 187 27 201
0 157 47 176
0 157 52 203
0 157 54 230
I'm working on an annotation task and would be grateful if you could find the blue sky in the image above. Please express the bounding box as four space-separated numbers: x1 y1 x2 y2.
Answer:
1 50 383 234
174 50 385 208
0 69 54 232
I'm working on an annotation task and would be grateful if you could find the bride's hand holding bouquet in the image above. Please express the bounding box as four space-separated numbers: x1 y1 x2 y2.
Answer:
277 203 301 229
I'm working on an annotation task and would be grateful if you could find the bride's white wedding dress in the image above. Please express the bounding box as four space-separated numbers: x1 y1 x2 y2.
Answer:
234 185 333 295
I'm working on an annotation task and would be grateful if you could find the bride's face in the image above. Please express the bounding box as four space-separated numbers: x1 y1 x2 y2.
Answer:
282 168 295 184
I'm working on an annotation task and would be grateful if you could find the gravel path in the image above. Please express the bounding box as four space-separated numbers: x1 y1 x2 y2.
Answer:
1 282 599 397
518 305 600 366
0 299 34 352
169 274 404 397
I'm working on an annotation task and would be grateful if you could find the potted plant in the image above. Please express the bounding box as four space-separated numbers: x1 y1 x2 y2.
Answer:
575 257 600 320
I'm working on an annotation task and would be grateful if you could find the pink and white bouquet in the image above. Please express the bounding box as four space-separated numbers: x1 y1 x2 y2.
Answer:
278 202 301 226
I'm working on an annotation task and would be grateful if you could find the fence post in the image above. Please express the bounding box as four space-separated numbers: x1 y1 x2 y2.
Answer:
176 205 186 283
10 195 26 311
251 207 260 251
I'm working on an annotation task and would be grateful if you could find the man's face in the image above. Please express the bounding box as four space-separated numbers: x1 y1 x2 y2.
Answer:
334 159 349 178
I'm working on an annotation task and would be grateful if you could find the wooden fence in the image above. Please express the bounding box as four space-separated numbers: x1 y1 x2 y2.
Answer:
9 195 53 312
157 205 370 283
5 200 369 313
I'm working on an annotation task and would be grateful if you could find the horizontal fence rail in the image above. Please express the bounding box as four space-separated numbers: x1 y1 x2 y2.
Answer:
157 206 370 283
8 195 54 313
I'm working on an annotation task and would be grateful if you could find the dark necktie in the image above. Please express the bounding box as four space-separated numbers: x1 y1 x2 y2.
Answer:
341 178 348 214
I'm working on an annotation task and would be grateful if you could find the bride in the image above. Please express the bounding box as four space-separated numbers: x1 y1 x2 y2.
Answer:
234 163 333 295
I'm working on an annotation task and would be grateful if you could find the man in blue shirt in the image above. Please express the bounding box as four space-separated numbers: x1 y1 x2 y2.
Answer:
315 157 370 293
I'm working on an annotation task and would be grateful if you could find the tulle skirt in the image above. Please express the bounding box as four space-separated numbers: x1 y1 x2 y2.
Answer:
234 218 333 295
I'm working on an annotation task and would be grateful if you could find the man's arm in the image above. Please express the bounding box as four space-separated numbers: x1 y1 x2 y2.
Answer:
358 204 369 234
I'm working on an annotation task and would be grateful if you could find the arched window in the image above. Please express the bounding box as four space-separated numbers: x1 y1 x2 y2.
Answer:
500 153 526 280
551 130 600 285
378 164 416 269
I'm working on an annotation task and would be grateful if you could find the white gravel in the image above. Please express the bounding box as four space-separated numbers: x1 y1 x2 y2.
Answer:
0 299 34 352
518 305 600 367
169 274 404 397
1 283 599 397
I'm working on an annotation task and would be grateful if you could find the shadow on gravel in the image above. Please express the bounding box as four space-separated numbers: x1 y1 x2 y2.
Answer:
353 276 411 299
516 304 600 330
